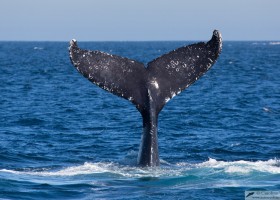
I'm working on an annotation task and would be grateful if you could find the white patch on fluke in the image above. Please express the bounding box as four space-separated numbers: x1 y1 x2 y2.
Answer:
151 80 159 89
148 89 153 101
70 39 77 47
165 97 171 103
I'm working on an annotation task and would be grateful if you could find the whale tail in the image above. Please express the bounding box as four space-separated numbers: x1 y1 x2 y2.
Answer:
69 31 222 113
69 30 222 166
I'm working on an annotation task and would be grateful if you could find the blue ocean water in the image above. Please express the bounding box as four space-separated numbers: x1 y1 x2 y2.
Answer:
0 40 279 200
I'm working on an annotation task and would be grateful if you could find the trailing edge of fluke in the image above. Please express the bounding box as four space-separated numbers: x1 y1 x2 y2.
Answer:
69 30 222 167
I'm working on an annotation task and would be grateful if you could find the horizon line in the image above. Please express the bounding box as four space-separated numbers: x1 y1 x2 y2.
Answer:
0 39 280 42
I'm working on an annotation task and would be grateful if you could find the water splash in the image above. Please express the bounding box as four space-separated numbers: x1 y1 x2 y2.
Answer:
1 158 279 178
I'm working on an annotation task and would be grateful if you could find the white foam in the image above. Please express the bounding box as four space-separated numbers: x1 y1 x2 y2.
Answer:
33 47 44 50
195 158 280 174
252 42 267 45
0 162 181 178
269 42 280 45
1 158 279 179
0 162 114 177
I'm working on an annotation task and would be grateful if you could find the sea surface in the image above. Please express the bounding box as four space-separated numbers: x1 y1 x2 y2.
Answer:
0 40 279 199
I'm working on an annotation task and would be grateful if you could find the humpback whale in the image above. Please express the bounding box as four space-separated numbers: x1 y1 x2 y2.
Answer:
69 30 222 167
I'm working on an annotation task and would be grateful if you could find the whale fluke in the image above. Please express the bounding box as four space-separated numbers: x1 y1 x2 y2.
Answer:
69 30 222 167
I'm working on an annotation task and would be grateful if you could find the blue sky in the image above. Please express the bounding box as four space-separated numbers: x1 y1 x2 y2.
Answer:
1 0 279 41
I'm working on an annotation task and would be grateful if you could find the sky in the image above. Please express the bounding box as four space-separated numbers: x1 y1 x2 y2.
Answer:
1 0 280 41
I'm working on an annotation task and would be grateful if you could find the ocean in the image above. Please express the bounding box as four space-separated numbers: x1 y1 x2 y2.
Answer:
0 41 279 199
